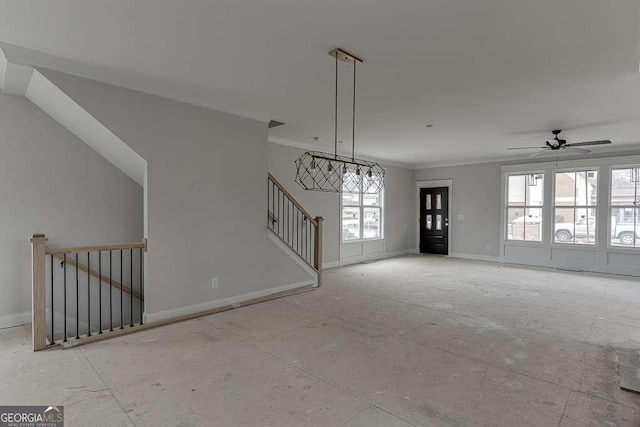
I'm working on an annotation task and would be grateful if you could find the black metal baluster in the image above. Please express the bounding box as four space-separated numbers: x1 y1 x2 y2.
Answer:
98 251 102 334
120 249 124 329
277 188 281 234
109 251 113 332
306 221 311 262
130 248 133 327
50 254 54 345
63 254 67 342
75 253 79 339
309 220 312 264
299 211 303 254
87 252 91 337
140 248 144 325
289 201 292 246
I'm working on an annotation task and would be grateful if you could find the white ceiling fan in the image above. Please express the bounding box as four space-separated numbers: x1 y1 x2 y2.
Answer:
507 129 611 157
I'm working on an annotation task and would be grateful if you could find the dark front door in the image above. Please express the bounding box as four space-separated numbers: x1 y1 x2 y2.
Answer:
420 187 449 255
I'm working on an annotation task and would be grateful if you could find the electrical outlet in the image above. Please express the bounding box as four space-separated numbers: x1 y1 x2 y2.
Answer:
486 244 491 251
211 277 219 288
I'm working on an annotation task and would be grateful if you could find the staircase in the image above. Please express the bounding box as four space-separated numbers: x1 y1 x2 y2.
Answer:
27 174 322 351
267 173 323 286
29 234 146 351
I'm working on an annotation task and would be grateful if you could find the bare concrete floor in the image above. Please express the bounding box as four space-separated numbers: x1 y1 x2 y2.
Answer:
2 255 640 426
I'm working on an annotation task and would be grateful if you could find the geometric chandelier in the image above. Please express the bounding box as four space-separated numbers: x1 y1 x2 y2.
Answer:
295 48 385 193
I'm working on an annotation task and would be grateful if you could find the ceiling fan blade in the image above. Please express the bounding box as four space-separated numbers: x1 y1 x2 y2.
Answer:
529 149 550 157
506 146 547 150
565 140 611 147
562 147 591 154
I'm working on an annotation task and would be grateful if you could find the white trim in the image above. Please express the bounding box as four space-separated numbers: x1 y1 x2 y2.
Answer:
145 280 315 323
266 228 318 282
0 311 31 329
416 179 453 255
322 260 340 270
268 136 412 169
450 252 501 263
501 155 640 173
339 248 416 267
26 69 146 186
452 252 640 277
499 159 640 276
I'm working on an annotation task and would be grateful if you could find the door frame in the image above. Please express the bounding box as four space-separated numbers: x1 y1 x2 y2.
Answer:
416 180 453 255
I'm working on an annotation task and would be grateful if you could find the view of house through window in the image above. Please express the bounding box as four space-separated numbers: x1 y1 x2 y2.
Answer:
554 170 598 245
506 173 544 241
342 173 383 241
611 167 640 247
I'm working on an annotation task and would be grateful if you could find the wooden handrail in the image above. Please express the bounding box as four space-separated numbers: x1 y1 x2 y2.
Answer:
268 173 318 227
52 253 143 300
46 240 146 255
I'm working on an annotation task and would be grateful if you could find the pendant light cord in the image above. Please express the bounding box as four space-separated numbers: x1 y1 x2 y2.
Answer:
352 60 356 162
334 54 338 160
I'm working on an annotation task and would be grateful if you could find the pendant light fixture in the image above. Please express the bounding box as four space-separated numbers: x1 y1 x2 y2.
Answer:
295 48 385 193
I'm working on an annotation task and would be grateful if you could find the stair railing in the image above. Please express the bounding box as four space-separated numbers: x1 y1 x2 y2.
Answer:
30 234 146 351
267 173 323 286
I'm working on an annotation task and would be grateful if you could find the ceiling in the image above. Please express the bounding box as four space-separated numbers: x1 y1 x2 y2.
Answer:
0 0 639 168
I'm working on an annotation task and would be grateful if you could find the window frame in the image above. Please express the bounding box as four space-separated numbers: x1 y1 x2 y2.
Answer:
609 166 640 249
341 176 384 243
552 168 599 246
505 171 545 243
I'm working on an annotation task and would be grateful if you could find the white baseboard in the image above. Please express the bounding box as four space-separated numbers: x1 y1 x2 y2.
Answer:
450 252 501 263
322 260 340 270
340 248 416 267
145 280 315 324
0 311 31 329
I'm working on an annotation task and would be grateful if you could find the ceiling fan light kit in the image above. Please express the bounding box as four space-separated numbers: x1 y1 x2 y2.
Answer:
295 48 385 193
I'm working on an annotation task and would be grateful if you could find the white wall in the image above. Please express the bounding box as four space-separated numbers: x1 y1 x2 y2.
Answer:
268 142 415 267
39 69 309 319
0 93 143 328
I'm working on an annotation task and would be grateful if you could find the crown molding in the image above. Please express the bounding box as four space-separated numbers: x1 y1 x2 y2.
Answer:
267 135 414 170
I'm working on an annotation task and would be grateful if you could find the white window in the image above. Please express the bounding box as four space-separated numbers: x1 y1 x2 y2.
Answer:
553 170 598 245
506 173 544 242
610 167 640 247
341 173 383 241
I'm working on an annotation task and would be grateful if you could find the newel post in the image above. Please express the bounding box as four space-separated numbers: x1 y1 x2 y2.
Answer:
30 233 48 351
314 217 323 287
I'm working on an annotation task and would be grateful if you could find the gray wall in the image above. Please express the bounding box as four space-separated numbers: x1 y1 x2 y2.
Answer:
414 162 502 257
41 69 308 317
0 93 143 327
413 150 640 259
268 143 415 264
